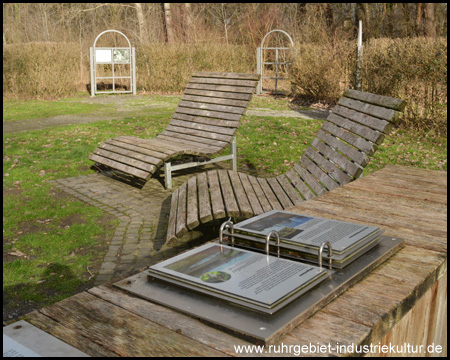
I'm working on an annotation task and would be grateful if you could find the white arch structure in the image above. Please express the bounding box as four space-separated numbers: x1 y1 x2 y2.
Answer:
90 30 136 97
256 29 294 94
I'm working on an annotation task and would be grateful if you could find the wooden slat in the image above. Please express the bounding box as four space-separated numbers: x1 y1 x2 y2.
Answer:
247 175 273 213
118 136 180 155
228 170 253 218
166 188 179 242
207 170 226 219
174 105 242 122
301 150 343 189
316 129 370 168
36 292 222 357
89 153 152 179
183 88 253 101
266 177 294 209
332 104 392 133
159 130 228 149
178 101 245 115
322 121 378 155
338 96 398 122
165 124 232 143
186 176 200 230
155 134 219 154
238 173 264 215
217 170 240 218
106 139 171 160
257 177 283 210
93 148 156 173
186 83 256 94
276 174 304 205
189 77 258 88
175 182 188 238
192 71 260 81
99 143 163 166
169 119 236 136
197 172 213 223
310 138 361 179
181 94 249 108
327 113 384 144
293 162 328 196
284 169 316 201
171 112 240 129
344 88 407 112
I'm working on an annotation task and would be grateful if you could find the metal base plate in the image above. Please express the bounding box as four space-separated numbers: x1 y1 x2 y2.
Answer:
114 235 404 345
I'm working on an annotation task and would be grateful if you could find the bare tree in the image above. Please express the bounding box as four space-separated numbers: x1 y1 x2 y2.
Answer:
423 3 436 38
162 3 173 43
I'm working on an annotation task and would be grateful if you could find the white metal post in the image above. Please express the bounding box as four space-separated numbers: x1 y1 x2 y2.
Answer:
231 136 237 171
164 162 172 189
89 47 95 97
132 47 136 95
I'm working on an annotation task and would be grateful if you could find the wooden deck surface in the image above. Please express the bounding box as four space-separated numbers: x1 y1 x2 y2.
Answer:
24 165 447 356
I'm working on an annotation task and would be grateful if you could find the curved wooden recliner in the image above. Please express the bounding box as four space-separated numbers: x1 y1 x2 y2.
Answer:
89 72 260 188
167 89 406 241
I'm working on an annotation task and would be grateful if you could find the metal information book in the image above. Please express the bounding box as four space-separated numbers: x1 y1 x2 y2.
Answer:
231 210 383 267
147 242 328 313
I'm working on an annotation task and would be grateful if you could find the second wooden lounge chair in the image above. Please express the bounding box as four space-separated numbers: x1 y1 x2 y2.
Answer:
167 89 406 242
89 72 259 188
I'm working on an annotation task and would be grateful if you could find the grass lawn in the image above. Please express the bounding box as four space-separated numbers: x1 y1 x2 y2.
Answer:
2 94 447 322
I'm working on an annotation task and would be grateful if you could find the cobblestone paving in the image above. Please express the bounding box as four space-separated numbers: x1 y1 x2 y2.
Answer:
51 168 215 285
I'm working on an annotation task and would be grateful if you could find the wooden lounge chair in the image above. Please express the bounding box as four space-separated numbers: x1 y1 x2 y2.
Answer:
89 72 260 188
167 89 406 241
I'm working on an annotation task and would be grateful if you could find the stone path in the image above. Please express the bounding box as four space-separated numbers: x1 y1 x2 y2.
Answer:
50 166 221 285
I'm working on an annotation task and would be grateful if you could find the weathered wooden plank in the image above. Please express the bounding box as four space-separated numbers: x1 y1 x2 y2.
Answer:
197 172 213 223
93 148 156 173
26 310 119 357
155 134 221 154
299 152 341 190
171 112 240 129
186 82 256 94
181 94 249 108
88 285 254 356
106 139 171 160
174 105 242 121
247 175 273 213
257 177 283 210
207 170 226 219
333 104 392 133
338 96 398 122
266 177 294 209
192 71 260 81
238 172 264 215
183 88 253 101
217 170 240 218
118 136 181 155
316 129 370 168
293 163 327 196
186 176 200 230
169 119 236 136
228 170 254 218
166 188 178 242
89 154 151 179
322 121 378 155
304 147 353 186
285 311 372 357
380 165 447 186
175 182 188 238
178 100 245 115
165 124 232 143
159 130 228 149
344 88 407 111
310 137 361 179
284 169 316 201
327 113 384 144
37 292 224 357
276 174 304 205
99 142 164 166
189 77 258 88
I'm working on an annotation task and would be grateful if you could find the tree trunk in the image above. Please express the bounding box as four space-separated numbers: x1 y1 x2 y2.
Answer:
162 3 173 43
415 3 423 36
423 3 436 38
135 3 148 44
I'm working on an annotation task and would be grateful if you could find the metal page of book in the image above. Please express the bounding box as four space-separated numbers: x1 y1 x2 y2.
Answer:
115 236 404 345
